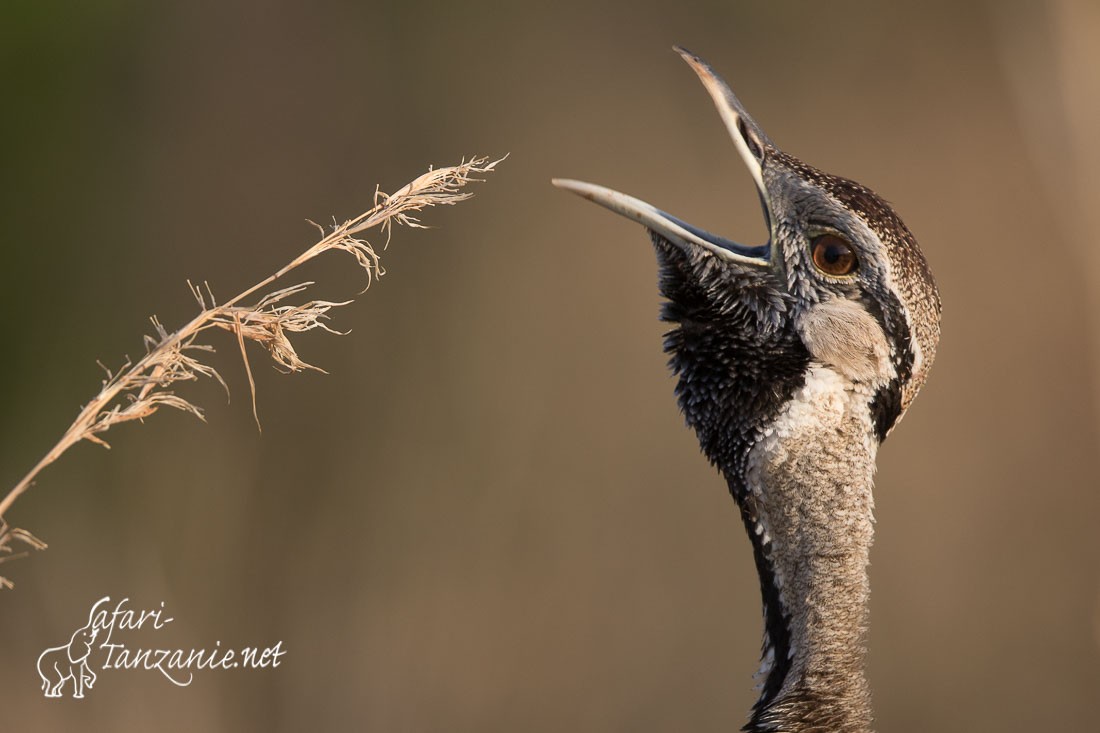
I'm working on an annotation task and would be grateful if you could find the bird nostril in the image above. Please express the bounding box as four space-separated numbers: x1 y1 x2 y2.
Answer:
738 117 763 161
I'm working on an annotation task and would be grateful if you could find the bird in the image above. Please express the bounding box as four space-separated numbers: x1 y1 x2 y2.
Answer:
553 47 941 733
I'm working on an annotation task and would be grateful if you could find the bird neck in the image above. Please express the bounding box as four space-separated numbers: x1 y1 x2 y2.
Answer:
661 286 881 731
737 365 879 733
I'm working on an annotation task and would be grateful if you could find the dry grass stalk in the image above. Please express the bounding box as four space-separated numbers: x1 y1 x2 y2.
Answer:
0 156 501 589
0 520 48 591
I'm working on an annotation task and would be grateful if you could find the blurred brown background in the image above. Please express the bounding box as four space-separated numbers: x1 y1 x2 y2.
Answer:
2 1 1098 731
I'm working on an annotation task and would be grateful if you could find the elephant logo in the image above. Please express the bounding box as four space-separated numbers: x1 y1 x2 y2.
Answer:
37 615 100 698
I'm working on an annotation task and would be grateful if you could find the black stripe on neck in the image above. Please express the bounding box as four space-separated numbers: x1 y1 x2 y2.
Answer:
737 493 792 719
861 290 915 442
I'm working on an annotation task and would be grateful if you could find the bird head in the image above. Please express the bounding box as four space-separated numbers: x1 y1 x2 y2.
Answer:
554 47 941 473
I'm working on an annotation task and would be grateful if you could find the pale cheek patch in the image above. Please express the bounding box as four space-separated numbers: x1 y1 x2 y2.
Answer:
796 298 893 384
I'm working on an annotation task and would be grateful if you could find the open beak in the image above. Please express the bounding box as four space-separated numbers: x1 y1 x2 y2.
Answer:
553 46 773 267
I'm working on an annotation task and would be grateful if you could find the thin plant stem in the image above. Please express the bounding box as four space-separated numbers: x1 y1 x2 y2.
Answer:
0 156 501 587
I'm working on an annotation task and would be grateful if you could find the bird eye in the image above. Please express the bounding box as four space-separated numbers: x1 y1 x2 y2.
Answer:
811 234 858 276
